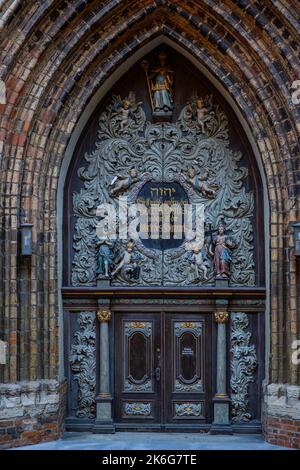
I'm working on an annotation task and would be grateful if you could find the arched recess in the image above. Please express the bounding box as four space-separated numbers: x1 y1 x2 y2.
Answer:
1 3 297 391
60 38 268 431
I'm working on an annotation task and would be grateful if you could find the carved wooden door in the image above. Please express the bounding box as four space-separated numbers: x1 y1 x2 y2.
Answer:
115 313 162 425
114 312 212 429
164 313 212 427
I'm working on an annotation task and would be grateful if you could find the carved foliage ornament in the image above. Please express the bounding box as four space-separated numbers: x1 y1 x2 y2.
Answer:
230 312 257 422
97 309 112 323
70 312 96 419
124 402 151 416
214 311 229 323
174 402 203 417
72 92 255 287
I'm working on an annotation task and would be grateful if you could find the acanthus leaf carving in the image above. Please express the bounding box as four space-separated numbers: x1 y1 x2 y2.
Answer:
230 312 258 423
70 311 96 419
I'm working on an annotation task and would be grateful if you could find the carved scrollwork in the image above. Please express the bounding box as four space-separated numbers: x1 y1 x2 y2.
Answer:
124 379 152 392
72 91 255 287
124 402 151 416
175 379 203 392
174 402 203 417
230 312 258 422
70 312 96 418
174 322 202 336
124 321 152 337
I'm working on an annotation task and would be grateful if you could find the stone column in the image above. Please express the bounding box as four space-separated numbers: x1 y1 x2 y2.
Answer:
211 310 232 434
93 308 115 433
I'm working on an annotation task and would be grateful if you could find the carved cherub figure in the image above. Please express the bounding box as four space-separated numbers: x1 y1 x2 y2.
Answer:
189 244 210 280
109 168 138 197
118 99 131 130
195 98 209 133
183 166 217 198
112 92 142 131
188 95 214 133
111 241 137 278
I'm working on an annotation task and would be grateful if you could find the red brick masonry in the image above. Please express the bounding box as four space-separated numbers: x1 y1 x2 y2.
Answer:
264 417 300 449
0 380 66 449
0 418 60 449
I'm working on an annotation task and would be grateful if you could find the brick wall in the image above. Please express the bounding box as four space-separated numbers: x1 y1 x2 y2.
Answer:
0 380 66 449
263 384 300 449
264 417 300 449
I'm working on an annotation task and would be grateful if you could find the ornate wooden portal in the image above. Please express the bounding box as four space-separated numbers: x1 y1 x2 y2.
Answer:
62 46 266 433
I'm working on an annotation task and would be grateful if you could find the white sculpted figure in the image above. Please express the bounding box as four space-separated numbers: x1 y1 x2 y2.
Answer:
109 168 138 197
189 245 210 280
111 241 135 277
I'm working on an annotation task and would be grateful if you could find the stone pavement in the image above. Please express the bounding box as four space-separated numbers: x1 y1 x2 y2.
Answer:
13 432 289 450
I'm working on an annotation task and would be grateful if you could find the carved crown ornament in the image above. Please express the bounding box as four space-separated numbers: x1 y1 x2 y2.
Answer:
97 309 112 323
72 89 255 288
214 311 229 323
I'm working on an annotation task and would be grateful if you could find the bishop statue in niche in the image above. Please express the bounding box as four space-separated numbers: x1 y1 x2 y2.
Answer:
142 51 174 117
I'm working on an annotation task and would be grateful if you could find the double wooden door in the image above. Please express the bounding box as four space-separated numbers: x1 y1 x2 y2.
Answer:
114 312 213 429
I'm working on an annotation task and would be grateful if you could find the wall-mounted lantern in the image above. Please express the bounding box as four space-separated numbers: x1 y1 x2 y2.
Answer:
293 222 300 257
20 223 33 256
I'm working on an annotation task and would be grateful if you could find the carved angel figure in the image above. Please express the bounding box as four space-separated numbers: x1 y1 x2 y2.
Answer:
109 168 138 197
118 99 131 131
188 244 210 281
182 166 217 198
111 241 140 278
111 92 142 131
213 222 237 279
187 94 215 133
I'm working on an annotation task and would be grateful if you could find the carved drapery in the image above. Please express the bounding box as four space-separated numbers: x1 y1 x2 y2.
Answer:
70 311 96 418
72 92 255 287
230 312 257 422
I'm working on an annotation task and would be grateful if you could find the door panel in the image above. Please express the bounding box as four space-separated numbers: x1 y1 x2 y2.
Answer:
165 314 212 425
115 313 161 423
114 311 212 427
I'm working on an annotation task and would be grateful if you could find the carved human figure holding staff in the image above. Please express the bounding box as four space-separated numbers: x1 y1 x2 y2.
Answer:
142 51 174 113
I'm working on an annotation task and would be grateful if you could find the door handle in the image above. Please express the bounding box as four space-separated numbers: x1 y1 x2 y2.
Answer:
155 367 161 382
